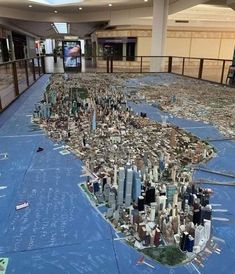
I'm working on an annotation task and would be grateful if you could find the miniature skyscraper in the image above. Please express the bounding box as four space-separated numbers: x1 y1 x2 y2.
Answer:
125 169 133 206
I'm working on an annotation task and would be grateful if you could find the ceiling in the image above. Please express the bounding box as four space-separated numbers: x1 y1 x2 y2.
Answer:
169 3 235 21
0 0 154 12
0 0 234 39
2 18 106 38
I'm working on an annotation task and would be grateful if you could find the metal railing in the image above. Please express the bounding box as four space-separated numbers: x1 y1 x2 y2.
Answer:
43 54 232 85
0 54 232 112
104 56 232 85
0 56 45 111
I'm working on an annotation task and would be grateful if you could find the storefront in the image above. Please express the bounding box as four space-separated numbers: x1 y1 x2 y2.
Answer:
98 37 137 61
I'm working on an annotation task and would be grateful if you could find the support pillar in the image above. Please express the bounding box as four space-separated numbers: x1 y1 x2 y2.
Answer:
151 0 169 72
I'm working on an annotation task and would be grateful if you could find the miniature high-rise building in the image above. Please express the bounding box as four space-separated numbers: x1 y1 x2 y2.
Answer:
132 171 141 202
109 191 116 209
186 235 194 252
153 165 159 182
132 209 139 224
117 167 125 205
194 225 205 247
180 231 189 251
150 202 157 222
113 165 118 188
154 228 161 246
204 219 211 241
93 181 100 193
104 183 111 202
138 196 145 211
170 129 176 147
102 177 107 191
193 205 201 225
146 187 155 204
200 205 212 224
166 184 177 206
125 169 133 206
92 109 96 131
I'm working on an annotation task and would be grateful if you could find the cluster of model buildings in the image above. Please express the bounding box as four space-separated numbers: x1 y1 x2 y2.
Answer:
89 164 212 255
33 73 215 256
132 74 235 138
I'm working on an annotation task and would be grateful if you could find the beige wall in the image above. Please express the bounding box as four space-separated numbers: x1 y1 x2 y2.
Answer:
95 29 235 60
166 37 191 57
166 30 235 59
137 37 152 56
219 39 235 59
190 38 221 58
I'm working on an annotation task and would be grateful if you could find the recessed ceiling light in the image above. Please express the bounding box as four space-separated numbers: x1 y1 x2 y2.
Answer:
79 7 82 10
54 10 58 13
28 5 33 7
144 0 148 2
109 3 112 7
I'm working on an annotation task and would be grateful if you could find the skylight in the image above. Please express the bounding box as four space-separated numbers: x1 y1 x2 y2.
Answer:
29 0 83 6
53 23 69 34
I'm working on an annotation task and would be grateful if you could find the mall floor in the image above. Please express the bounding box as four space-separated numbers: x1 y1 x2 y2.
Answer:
45 56 104 73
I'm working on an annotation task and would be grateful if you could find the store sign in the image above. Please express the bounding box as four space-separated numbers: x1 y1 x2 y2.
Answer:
98 37 137 44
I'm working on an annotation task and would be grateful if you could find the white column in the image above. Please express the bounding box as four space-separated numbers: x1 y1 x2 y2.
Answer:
151 0 169 72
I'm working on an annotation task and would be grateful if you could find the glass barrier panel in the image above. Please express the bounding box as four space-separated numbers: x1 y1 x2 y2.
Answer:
16 60 28 93
27 59 34 85
82 56 107 73
112 56 142 73
202 60 223 83
223 61 232 84
0 63 15 109
34 57 40 79
149 57 168 73
183 58 201 78
172 57 184 74
45 56 64 73
141 57 151 73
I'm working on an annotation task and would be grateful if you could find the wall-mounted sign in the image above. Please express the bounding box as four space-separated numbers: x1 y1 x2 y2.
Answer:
98 37 137 44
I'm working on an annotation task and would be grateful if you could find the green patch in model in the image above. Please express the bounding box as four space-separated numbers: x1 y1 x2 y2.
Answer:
142 246 187 266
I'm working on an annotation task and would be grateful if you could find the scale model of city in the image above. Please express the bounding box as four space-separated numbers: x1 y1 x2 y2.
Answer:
33 73 219 267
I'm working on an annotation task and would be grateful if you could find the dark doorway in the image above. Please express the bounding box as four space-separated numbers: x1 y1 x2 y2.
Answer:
126 42 136 61
0 39 9 62
12 32 27 60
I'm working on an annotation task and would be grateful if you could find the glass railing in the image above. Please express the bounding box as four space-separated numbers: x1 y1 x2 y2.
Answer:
43 55 232 86
1 54 232 111
0 56 45 111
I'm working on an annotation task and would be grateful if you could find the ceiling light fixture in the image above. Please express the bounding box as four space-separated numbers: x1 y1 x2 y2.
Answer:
28 5 33 7
29 0 84 6
54 10 58 13
79 7 82 10
109 3 112 7
53 22 69 34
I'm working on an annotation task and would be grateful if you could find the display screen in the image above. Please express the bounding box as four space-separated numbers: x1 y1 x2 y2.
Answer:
63 41 81 68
